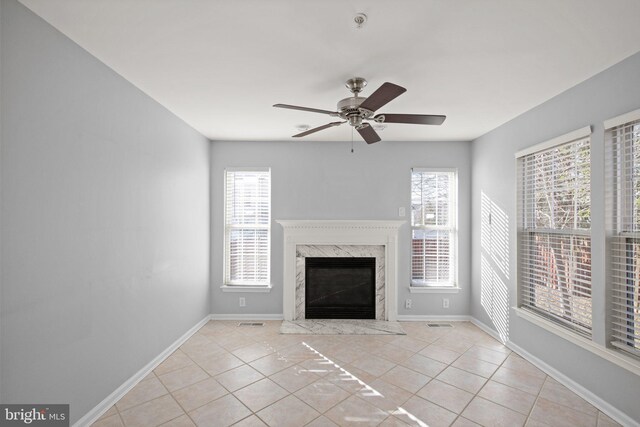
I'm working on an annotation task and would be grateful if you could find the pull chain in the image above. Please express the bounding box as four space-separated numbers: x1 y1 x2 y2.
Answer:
351 126 354 153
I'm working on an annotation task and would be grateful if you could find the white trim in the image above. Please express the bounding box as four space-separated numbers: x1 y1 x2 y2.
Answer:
411 167 458 173
520 227 591 237
73 315 211 427
220 284 272 293
410 169 458 291
409 286 460 294
470 317 504 341
276 219 406 229
515 307 640 376
515 125 592 158
470 317 634 427
604 108 640 130
223 168 271 287
224 166 270 172
396 315 472 321
507 341 636 427
210 313 284 320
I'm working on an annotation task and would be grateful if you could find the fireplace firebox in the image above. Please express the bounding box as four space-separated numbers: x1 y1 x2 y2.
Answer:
305 257 376 319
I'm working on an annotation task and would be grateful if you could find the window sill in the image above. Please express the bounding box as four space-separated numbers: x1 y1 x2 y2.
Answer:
221 285 272 293
514 307 640 376
409 286 460 294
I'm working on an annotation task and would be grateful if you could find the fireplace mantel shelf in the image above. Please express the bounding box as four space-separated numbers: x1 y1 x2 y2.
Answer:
277 219 405 321
276 220 405 230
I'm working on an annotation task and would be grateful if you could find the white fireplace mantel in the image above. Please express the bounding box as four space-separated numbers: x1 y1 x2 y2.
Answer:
276 220 405 321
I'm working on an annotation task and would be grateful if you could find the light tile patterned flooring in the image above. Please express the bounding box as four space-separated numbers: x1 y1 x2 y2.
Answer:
92 321 621 427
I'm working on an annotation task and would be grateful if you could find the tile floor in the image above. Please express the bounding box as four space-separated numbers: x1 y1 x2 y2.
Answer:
92 321 621 427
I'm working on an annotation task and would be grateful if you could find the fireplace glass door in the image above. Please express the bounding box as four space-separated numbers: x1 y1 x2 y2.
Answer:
305 257 376 319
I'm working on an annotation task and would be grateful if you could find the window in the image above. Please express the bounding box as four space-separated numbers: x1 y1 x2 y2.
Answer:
516 128 592 336
224 168 271 286
410 169 457 287
606 109 640 358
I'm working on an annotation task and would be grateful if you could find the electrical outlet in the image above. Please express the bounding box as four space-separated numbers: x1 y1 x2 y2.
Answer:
398 207 406 217
442 298 450 309
239 297 246 307
405 298 412 309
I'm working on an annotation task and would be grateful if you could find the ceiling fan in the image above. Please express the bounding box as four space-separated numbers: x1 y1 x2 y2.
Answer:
273 77 446 144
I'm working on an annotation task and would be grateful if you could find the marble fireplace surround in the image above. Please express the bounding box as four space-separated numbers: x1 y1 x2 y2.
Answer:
296 245 385 320
277 220 405 321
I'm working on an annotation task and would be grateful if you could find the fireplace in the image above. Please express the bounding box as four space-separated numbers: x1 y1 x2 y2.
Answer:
277 220 405 321
305 257 376 319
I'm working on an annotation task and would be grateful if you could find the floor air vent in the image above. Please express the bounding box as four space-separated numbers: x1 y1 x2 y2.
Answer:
238 322 265 327
426 323 453 328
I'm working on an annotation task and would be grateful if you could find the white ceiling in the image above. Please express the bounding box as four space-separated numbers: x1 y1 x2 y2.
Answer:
19 0 640 142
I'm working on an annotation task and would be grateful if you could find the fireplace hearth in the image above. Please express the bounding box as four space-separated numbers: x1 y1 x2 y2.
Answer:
305 257 376 319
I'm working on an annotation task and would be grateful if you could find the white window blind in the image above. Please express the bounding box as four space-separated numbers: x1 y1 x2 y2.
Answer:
517 134 592 336
606 109 640 357
224 168 271 286
411 169 457 287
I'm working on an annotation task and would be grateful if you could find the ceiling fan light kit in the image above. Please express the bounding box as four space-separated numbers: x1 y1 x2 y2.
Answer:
274 77 446 144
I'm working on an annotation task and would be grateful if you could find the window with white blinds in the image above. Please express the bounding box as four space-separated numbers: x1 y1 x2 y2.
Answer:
605 109 640 358
516 130 592 336
411 169 457 287
224 168 271 286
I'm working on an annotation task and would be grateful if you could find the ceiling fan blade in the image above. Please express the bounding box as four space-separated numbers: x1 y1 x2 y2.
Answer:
293 121 344 137
375 114 446 125
357 124 381 144
358 82 406 113
274 104 338 116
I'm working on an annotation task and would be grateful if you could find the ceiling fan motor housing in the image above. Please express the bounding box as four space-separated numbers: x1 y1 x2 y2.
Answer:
337 96 360 116
338 77 374 124
337 96 373 119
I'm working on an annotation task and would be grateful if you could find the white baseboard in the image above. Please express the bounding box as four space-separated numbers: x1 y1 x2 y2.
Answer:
469 317 505 342
396 314 472 322
73 315 211 427
470 318 635 427
210 313 284 320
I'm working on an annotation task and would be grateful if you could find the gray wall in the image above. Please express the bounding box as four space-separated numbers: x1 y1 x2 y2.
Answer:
211 140 471 318
471 50 640 422
0 1 210 423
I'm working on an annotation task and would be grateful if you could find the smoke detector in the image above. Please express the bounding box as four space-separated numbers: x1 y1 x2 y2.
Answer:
354 13 367 29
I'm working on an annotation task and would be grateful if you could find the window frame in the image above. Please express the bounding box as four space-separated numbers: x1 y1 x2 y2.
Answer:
409 167 458 290
223 167 271 290
605 108 640 359
516 126 593 337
